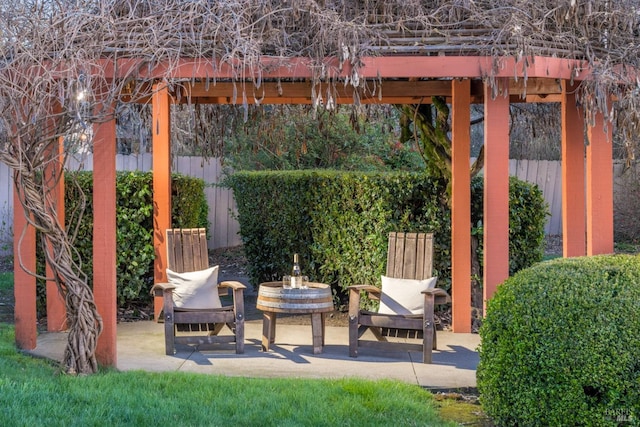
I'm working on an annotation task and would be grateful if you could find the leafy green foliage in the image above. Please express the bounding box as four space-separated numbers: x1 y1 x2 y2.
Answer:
0 273 11 291
477 255 640 426
38 171 208 309
227 171 547 300
171 173 209 229
115 172 155 303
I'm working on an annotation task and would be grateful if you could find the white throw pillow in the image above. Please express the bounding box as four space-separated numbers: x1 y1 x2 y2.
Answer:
378 275 438 315
166 266 222 310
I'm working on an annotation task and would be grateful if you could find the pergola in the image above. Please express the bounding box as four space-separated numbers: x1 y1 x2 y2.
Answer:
13 54 612 367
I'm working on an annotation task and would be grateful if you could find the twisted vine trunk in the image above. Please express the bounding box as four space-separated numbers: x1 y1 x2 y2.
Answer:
8 151 102 375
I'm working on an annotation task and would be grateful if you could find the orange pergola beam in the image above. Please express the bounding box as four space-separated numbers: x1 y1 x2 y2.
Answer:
450 78 472 333
93 113 118 367
586 109 614 255
100 56 590 81
152 84 172 320
561 81 586 257
483 79 510 305
13 187 37 350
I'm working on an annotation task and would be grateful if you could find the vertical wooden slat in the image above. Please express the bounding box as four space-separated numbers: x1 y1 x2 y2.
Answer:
402 232 418 279
386 232 397 277
393 232 405 278
415 233 426 279
196 228 208 270
181 229 195 272
422 233 433 279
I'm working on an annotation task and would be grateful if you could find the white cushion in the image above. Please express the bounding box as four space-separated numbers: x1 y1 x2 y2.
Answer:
378 275 438 315
166 266 222 310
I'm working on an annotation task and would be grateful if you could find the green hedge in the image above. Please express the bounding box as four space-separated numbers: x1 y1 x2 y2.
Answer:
37 171 208 310
227 170 548 295
477 255 640 426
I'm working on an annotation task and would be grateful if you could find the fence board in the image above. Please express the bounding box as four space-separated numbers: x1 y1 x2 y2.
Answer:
546 161 562 235
0 161 12 255
515 159 529 182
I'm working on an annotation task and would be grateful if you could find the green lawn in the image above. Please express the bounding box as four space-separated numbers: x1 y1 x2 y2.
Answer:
0 321 455 427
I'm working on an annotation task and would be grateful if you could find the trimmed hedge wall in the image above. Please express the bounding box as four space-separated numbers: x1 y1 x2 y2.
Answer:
227 170 548 295
477 255 640 426
37 171 208 310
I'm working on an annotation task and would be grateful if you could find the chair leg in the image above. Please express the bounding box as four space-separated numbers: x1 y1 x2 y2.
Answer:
235 313 245 354
162 291 176 355
423 292 435 364
164 311 176 355
348 316 359 357
233 288 245 354
348 288 361 358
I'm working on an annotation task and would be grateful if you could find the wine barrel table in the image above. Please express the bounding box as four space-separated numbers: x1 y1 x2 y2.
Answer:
256 282 333 354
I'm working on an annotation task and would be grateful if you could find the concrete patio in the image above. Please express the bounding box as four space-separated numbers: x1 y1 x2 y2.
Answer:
26 319 479 390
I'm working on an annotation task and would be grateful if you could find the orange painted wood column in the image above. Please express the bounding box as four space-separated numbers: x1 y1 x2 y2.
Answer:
44 137 67 331
13 187 37 349
450 78 471 333
561 81 586 257
93 114 118 367
483 79 510 306
152 84 172 320
586 108 614 255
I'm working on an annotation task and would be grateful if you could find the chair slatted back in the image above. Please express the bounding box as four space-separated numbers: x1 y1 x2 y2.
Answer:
386 232 433 280
166 228 209 273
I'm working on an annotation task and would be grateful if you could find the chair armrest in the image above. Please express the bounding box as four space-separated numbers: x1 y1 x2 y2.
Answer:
348 284 382 319
422 287 451 304
219 281 245 320
219 280 246 297
151 282 175 297
348 284 381 298
219 281 247 291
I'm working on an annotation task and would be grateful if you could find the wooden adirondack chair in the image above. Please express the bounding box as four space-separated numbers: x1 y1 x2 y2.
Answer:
152 228 246 355
348 232 450 363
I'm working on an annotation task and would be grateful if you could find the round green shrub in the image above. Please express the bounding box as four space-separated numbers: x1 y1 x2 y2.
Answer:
477 255 640 426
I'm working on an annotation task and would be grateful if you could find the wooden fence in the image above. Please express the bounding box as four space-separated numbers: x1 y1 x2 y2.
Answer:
1 156 633 255
0 154 241 255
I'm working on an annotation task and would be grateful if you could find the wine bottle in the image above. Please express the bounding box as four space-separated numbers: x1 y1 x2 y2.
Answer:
291 253 302 289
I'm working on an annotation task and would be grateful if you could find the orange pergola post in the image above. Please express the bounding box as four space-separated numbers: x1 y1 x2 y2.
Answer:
450 78 471 332
561 81 586 257
482 79 510 306
152 84 172 320
44 137 67 331
93 114 118 367
586 108 614 255
13 187 37 350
